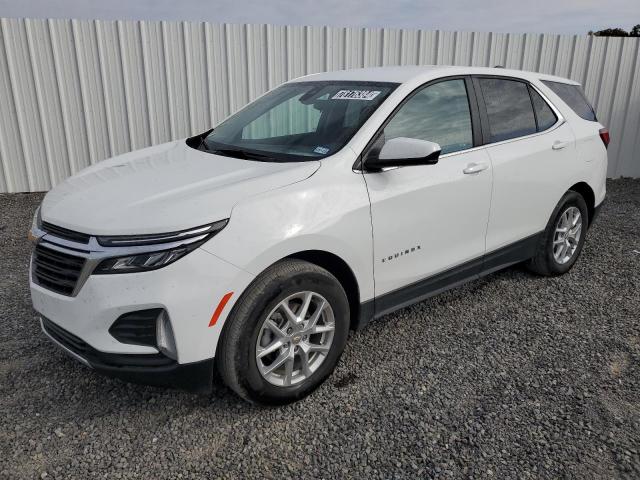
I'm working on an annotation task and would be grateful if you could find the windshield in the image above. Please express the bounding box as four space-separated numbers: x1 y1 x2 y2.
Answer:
192 81 397 162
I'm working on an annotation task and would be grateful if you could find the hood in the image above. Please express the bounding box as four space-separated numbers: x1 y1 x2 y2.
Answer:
42 140 320 235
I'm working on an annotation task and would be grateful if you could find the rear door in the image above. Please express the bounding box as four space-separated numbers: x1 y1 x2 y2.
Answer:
362 77 493 314
474 76 576 263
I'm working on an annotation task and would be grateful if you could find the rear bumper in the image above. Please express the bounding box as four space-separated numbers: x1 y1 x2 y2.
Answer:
41 316 214 393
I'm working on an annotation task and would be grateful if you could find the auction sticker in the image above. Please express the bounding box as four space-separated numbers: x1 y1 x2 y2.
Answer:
332 90 381 100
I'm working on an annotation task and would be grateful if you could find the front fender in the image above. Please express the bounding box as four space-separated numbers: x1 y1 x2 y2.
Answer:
200 165 375 303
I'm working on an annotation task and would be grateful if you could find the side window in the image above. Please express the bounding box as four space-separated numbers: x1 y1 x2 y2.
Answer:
529 88 558 132
541 80 597 121
383 79 473 154
479 78 537 143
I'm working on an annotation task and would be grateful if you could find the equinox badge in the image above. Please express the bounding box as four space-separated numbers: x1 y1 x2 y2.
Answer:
382 245 421 263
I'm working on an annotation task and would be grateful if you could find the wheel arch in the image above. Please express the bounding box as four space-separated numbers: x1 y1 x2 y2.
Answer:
568 181 595 226
286 250 365 331
214 249 367 360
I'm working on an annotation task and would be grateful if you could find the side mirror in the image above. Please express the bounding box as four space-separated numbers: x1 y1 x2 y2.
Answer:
365 137 441 170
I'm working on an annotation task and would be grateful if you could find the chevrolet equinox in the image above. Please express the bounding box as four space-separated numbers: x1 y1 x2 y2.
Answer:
30 66 608 404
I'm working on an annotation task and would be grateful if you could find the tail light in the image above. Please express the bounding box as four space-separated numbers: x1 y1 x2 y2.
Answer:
599 128 610 148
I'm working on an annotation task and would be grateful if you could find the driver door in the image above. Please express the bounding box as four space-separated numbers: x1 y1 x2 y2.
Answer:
362 77 493 315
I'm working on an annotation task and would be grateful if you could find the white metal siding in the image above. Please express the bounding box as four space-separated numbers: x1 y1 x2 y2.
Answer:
0 19 638 192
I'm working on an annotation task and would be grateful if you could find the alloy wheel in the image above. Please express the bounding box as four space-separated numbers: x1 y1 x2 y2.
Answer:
255 291 335 387
553 206 582 265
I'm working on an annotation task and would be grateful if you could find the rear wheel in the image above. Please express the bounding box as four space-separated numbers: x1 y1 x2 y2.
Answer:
216 259 350 405
528 191 589 276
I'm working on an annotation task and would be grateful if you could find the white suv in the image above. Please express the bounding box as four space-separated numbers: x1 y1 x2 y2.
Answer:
30 66 608 404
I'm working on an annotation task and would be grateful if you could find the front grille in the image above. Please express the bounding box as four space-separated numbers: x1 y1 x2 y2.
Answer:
41 222 91 244
42 316 89 355
33 245 86 296
42 317 174 368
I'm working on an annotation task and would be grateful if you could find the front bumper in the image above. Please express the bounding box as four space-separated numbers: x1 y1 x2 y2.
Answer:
41 316 214 392
31 245 255 374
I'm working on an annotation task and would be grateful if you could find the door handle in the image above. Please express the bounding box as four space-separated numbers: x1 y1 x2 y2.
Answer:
463 162 489 174
552 140 571 150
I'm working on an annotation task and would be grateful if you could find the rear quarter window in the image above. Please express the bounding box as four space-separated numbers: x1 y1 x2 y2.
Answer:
529 88 558 131
541 80 597 121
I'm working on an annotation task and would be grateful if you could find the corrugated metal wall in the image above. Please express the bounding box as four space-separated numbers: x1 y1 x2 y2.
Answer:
0 18 639 192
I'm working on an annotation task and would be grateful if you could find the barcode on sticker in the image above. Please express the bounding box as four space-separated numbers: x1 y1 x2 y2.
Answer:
332 90 381 100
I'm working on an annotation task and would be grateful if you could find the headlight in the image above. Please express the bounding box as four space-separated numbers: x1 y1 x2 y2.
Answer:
93 219 228 274
94 246 191 273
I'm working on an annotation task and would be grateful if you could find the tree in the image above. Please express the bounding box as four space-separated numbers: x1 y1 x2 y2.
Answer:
588 25 640 37
590 27 631 37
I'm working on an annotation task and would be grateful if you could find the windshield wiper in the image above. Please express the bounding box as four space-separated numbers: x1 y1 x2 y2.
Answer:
209 148 247 159
210 148 278 162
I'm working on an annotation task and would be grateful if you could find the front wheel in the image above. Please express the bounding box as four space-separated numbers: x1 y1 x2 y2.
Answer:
216 259 350 405
528 190 589 276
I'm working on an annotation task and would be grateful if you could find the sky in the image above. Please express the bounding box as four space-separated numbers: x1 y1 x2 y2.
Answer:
0 0 638 35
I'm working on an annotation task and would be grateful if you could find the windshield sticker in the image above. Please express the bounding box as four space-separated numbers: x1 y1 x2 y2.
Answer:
331 90 381 101
314 146 330 155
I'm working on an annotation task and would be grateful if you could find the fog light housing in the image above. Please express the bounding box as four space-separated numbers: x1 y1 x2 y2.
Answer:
156 310 177 360
109 308 162 347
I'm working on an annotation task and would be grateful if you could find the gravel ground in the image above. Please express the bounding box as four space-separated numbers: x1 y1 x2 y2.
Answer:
1 179 639 479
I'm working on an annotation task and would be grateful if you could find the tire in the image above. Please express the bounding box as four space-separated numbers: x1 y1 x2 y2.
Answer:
216 259 350 405
527 190 589 276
